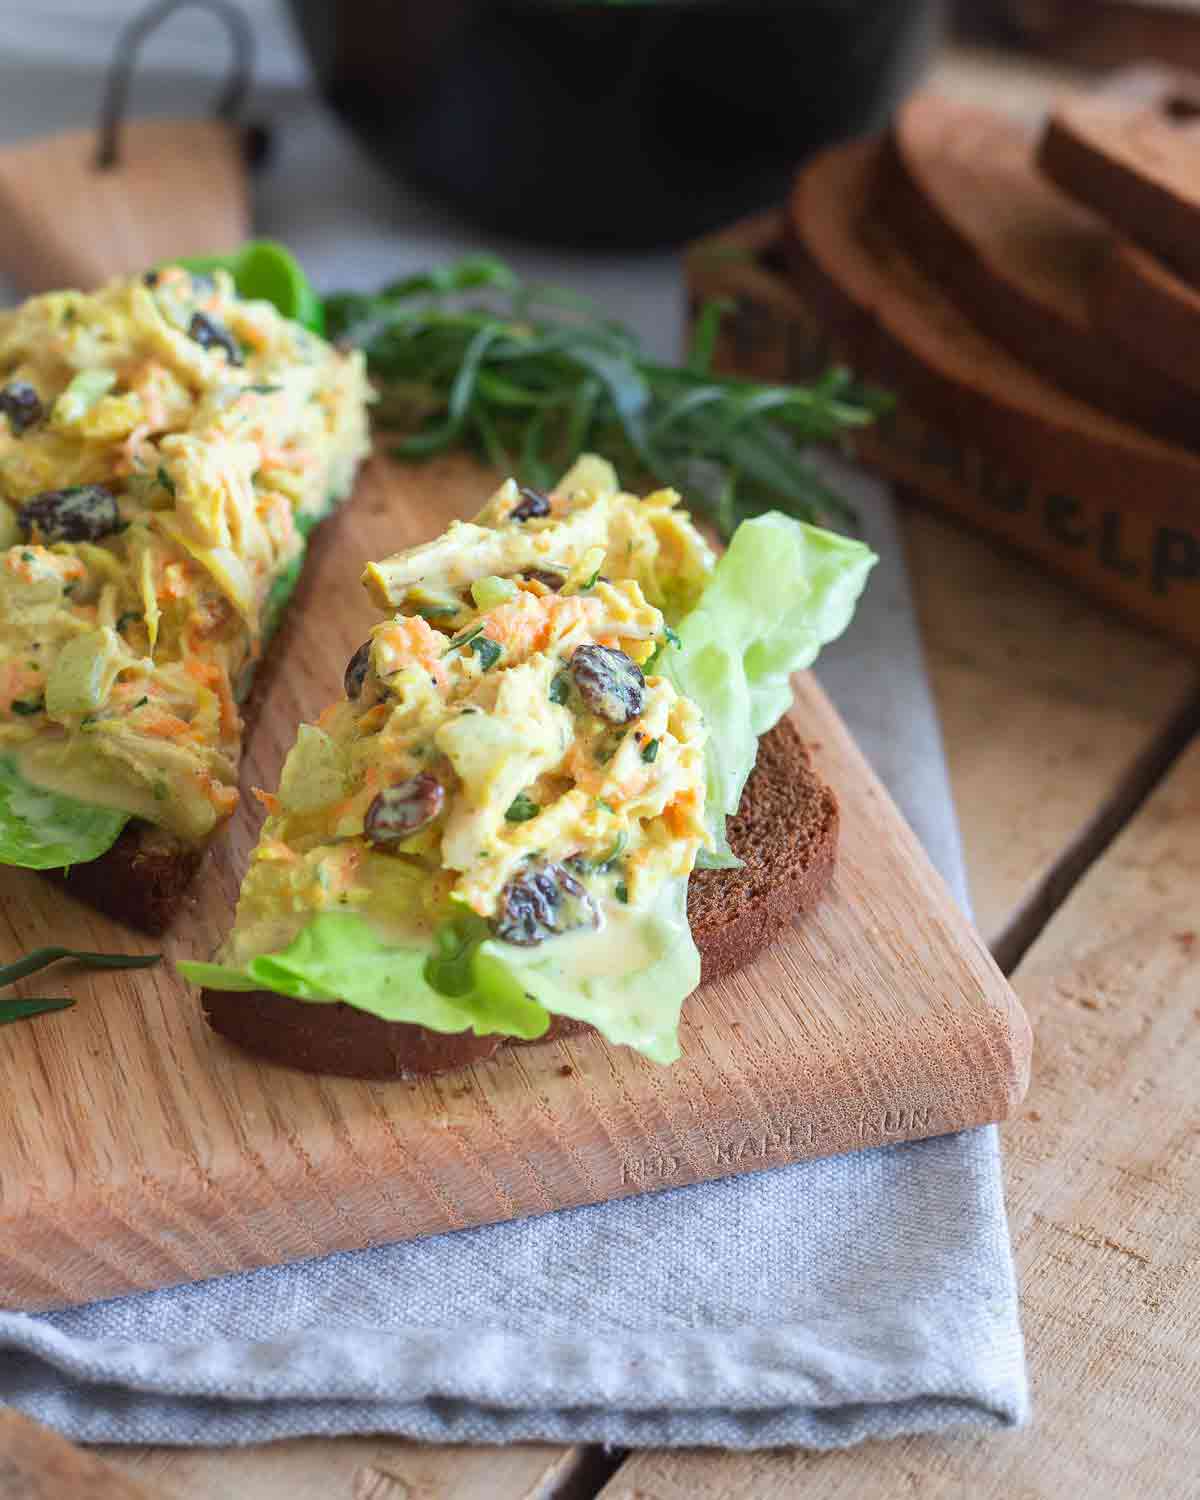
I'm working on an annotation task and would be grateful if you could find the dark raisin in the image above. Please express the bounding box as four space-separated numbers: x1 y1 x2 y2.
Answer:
188 311 243 366
0 381 43 434
569 643 645 724
18 485 121 543
522 568 564 592
364 774 444 846
344 640 372 699
510 486 551 522
493 861 598 947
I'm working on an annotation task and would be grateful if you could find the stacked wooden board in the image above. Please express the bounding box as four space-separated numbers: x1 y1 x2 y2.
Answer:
686 66 1200 653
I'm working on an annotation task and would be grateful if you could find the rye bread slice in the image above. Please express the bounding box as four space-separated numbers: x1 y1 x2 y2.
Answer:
202 716 839 1078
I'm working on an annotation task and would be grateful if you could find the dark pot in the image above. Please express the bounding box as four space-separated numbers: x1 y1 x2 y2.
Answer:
287 0 936 250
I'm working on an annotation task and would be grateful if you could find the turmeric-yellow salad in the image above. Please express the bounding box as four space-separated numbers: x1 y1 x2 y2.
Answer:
186 456 876 1064
0 266 371 868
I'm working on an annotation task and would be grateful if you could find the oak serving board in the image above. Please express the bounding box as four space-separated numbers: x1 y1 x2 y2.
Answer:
0 452 1030 1313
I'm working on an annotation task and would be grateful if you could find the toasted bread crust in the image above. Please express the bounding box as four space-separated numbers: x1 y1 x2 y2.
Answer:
49 823 206 937
202 718 839 1078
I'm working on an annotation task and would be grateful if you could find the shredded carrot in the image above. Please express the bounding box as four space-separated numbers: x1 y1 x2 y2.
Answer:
140 711 193 740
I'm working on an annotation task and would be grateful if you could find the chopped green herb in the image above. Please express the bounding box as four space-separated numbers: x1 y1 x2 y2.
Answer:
592 831 628 872
582 566 601 591
132 695 149 709
0 996 74 1027
323 256 887 540
244 383 284 395
416 604 459 620
549 671 570 705
156 465 175 497
20 551 33 562
614 880 629 904
597 798 616 814
11 698 43 716
664 625 681 649
505 793 540 823
0 946 160 989
469 635 502 671
444 624 484 655
641 738 660 763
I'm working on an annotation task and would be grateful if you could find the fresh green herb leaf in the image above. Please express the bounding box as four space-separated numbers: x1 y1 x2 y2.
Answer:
505 793 540 822
325 257 888 539
641 738 659 763
243 383 284 395
469 635 502 671
0 996 74 1026
0 946 160 989
591 831 628 872
664 625 681 649
132 695 149 709
549 671 570 705
156 465 175 497
597 797 616 814
614 880 629 904
416 604 460 620
443 623 484 656
10 698 42 716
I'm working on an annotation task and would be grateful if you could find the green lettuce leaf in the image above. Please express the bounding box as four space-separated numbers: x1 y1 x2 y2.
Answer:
177 240 324 334
665 512 876 864
181 879 697 1064
0 755 127 870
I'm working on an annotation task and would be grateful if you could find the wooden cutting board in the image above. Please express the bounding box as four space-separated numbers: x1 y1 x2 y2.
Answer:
880 94 1200 451
0 451 1030 1313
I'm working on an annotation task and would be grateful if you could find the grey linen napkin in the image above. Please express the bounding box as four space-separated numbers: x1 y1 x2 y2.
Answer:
0 4 1028 1447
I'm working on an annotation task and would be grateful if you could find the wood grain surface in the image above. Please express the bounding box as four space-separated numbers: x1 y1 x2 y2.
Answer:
881 94 1200 448
0 452 1028 1312
0 1412 158 1499
1038 63 1200 287
0 119 249 295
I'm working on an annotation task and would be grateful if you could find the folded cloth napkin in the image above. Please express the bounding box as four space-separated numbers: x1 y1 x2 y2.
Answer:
0 4 1028 1447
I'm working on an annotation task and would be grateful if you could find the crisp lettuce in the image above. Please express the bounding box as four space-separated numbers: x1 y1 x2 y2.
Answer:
0 754 127 870
180 880 697 1064
664 512 875 865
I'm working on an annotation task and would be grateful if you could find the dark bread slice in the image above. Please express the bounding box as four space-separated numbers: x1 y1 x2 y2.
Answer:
202 717 839 1078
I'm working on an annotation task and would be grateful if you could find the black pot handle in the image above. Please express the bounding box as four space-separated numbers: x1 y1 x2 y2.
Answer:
95 0 255 170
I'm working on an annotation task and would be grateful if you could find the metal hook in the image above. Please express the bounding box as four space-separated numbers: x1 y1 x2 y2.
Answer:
95 0 255 170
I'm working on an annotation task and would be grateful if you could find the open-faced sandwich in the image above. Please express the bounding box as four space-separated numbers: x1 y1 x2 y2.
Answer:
184 456 874 1075
0 265 371 930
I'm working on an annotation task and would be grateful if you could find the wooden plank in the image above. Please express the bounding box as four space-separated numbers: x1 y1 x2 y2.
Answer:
902 506 1199 959
0 452 1028 1311
104 1439 590 1500
0 1412 162 1499
0 121 249 294
592 734 1200 1498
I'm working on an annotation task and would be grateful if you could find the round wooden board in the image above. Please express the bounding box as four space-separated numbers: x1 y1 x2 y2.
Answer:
786 135 1200 510
880 93 1200 450
1037 63 1200 288
1091 238 1200 398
